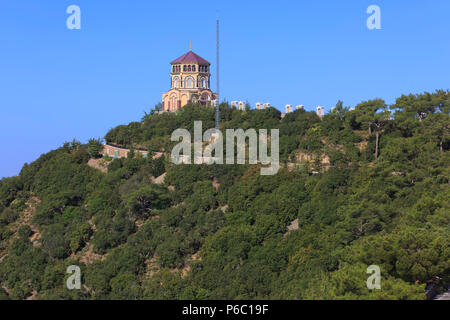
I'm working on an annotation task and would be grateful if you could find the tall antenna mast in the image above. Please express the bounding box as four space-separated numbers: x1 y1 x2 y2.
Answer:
215 16 220 130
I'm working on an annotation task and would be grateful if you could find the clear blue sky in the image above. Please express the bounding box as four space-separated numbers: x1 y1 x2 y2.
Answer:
1 0 449 178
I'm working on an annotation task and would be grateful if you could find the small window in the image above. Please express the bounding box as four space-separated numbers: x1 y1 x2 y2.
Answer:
192 65 196 72
183 65 187 72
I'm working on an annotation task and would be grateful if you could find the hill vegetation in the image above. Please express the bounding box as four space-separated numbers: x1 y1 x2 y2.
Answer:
0 90 448 300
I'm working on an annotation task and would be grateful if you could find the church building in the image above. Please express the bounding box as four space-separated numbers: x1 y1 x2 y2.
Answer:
162 46 216 111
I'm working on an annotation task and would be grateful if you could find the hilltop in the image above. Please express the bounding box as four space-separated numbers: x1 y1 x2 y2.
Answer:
0 90 449 300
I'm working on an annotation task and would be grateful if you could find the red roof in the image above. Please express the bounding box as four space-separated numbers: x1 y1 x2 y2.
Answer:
171 51 210 65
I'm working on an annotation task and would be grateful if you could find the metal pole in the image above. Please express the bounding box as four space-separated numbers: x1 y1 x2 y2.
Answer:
215 18 220 130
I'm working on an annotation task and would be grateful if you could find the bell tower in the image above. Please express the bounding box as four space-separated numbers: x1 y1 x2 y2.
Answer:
162 45 215 111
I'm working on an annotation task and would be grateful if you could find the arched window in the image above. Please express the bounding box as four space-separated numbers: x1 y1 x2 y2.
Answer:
201 78 206 88
172 66 175 73
173 77 179 88
192 65 196 72
185 77 193 88
183 65 187 72
188 65 191 72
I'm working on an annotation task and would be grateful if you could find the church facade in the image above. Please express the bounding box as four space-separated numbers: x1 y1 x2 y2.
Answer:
162 49 216 111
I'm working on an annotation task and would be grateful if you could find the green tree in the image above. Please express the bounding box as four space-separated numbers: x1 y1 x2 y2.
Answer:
393 90 449 122
332 100 349 120
87 138 104 158
123 185 171 218
355 99 390 159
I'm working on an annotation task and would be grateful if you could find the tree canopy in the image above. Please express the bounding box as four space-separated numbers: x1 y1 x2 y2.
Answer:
0 90 448 300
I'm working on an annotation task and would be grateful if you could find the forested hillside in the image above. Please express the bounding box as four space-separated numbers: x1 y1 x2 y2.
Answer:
0 90 448 300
